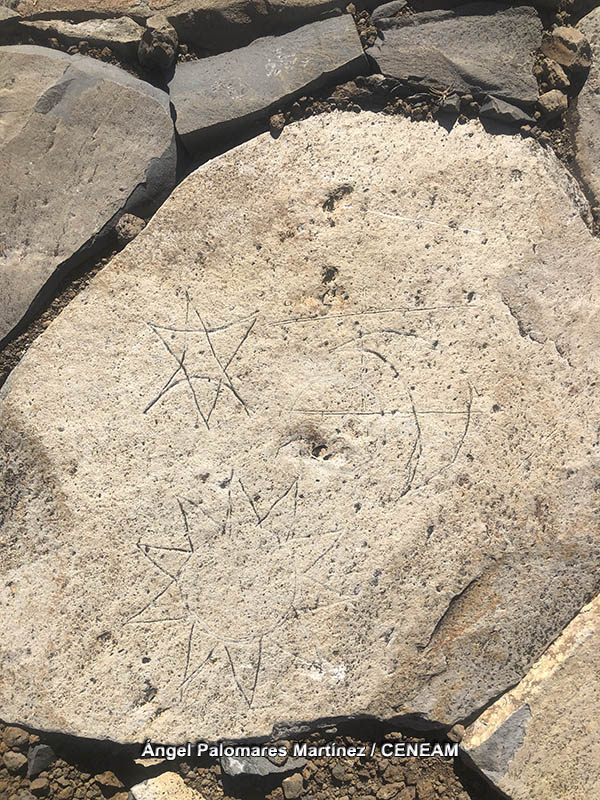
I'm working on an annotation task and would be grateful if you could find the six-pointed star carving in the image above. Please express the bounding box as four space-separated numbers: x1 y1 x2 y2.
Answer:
145 293 257 428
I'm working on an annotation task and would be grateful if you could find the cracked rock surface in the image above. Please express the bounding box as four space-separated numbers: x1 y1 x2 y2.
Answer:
367 3 541 107
0 113 599 744
0 44 176 342
461 594 600 799
168 15 367 153
574 6 600 209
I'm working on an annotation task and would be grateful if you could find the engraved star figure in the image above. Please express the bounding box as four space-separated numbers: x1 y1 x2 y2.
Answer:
126 472 350 709
144 292 258 428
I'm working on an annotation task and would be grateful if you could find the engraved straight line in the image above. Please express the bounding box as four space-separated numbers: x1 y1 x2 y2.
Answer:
368 209 485 235
269 305 476 326
292 408 478 417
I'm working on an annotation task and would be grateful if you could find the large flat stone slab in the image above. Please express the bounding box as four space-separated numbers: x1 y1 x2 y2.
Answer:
367 3 542 106
574 7 600 208
12 0 350 52
1 113 599 743
0 45 175 342
168 15 366 153
461 594 600 799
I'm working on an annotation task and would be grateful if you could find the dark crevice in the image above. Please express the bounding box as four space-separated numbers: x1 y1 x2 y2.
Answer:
0 713 507 799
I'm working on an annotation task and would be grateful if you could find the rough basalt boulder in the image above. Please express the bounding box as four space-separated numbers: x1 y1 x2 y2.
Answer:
367 3 542 106
0 44 176 342
168 15 367 153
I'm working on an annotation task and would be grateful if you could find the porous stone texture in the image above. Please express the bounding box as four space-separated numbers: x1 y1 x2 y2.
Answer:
168 15 366 152
12 0 349 52
3 727 29 750
367 3 541 106
0 45 176 342
1 113 599 744
462 593 600 799
535 57 570 91
131 771 205 800
574 7 600 207
115 213 146 244
17 17 145 59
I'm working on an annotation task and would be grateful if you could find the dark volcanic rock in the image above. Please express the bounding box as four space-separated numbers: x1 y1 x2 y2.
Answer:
367 3 542 107
27 744 56 778
573 7 600 207
168 15 367 154
221 754 307 776
0 45 176 341
479 96 535 125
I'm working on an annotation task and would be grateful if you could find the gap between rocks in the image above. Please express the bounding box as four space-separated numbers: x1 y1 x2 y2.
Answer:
0 713 507 800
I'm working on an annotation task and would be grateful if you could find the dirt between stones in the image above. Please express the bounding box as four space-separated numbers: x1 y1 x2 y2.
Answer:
0 721 501 800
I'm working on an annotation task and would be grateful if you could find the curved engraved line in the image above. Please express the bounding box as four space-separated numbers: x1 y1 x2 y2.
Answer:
149 311 258 335
413 384 474 491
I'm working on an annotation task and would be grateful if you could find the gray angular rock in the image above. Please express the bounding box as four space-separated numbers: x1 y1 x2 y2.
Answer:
13 0 350 53
574 7 600 208
0 45 176 341
0 114 599 744
27 744 56 778
438 92 461 114
367 3 542 106
221 754 306 777
0 6 19 22
479 96 535 125
138 13 178 70
462 593 600 799
18 17 144 59
168 15 366 153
